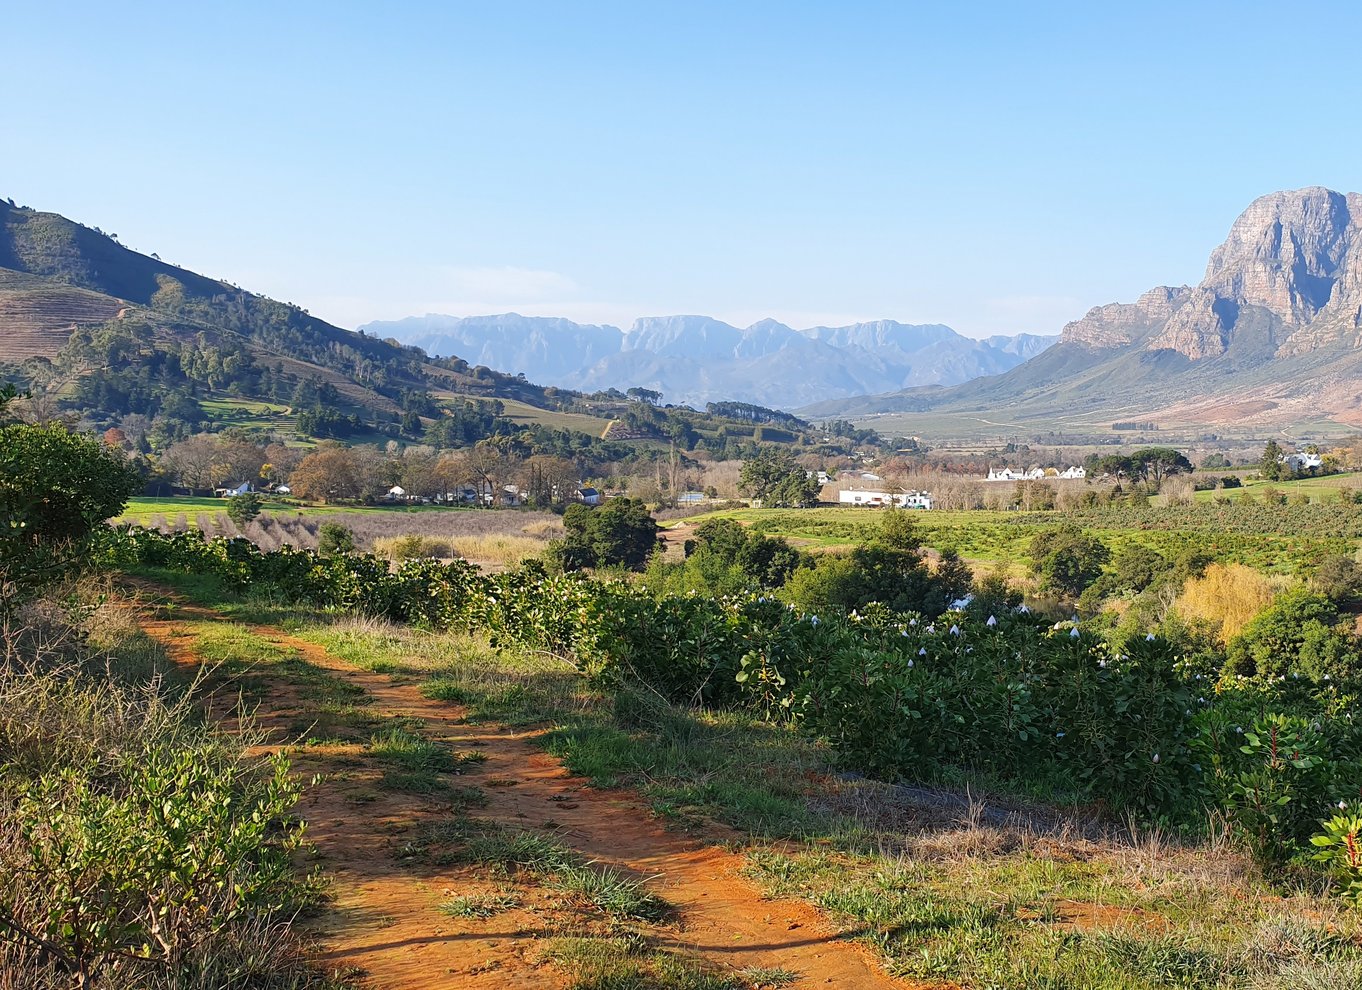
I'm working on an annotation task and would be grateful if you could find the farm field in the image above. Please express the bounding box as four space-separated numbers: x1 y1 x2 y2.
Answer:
118 496 482 525
1188 470 1362 502
468 396 616 437
674 501 1360 576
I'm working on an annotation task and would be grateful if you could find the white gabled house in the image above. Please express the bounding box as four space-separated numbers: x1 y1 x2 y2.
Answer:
1282 452 1323 472
987 466 1084 481
217 481 253 497
577 486 602 505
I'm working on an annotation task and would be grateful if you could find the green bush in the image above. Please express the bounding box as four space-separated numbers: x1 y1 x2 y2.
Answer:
0 423 140 609
317 521 356 557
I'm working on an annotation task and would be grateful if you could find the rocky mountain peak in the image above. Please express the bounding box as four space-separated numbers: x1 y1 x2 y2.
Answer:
1202 186 1359 328
1059 188 1362 361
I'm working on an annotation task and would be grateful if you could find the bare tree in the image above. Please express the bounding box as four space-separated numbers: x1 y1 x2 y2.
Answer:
162 435 224 494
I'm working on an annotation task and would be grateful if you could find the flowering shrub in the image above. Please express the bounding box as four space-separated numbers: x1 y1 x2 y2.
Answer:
108 526 1362 894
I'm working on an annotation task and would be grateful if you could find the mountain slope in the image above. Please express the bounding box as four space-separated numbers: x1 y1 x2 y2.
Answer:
803 187 1362 431
0 200 561 415
363 312 1056 409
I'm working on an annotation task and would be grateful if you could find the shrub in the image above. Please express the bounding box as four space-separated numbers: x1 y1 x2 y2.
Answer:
225 491 264 527
0 424 140 609
1177 563 1277 643
317 521 356 557
1225 586 1362 683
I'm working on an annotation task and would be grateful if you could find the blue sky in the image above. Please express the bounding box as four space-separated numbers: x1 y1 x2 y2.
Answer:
6 1 1361 337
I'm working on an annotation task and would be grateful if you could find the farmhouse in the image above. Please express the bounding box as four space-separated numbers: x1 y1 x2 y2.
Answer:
1282 452 1323 471
838 489 933 509
985 466 1085 481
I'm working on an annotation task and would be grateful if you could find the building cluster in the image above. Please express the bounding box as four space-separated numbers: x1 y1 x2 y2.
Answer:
984 465 1086 481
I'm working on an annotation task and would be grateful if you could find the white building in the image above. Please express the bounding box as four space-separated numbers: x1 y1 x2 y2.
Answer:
986 466 1084 481
1283 452 1323 471
838 489 933 509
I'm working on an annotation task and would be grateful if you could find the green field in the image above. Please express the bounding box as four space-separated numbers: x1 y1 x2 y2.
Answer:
1188 469 1362 502
677 503 1355 577
116 496 482 525
474 397 615 437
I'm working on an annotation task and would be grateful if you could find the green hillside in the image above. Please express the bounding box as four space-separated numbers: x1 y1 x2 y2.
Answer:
0 199 874 466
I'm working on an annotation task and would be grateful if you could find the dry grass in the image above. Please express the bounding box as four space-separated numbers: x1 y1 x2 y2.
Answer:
1177 562 1284 641
449 535 547 567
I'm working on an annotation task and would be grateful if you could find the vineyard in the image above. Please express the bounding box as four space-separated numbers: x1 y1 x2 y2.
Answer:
105 526 1362 896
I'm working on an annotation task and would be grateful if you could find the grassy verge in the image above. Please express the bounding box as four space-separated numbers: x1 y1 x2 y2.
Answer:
0 582 343 988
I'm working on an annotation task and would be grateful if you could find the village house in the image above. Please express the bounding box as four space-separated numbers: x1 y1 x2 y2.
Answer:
838 488 933 509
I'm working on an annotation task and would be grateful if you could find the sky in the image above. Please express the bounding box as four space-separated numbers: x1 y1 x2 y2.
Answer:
6 1 1362 339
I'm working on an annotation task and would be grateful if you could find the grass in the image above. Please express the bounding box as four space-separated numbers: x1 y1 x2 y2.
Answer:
493 397 616 436
366 726 486 793
437 892 521 918
1189 470 1362 503
679 504 1350 575
431 823 669 922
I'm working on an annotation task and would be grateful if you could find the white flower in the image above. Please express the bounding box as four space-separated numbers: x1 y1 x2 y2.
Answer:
901 629 909 637
1056 731 1066 738
909 617 918 626
1152 753 1160 764
1069 627 1080 639
1235 726 1243 733
1146 633 1156 641
918 648 927 656
987 615 998 627
950 624 960 636
1340 800 1349 810
906 659 914 668
1017 604 1030 614
810 615 819 626
1198 697 1206 704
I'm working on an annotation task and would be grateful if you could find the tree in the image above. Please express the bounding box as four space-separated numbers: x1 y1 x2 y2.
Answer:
226 492 264 527
1261 440 1284 481
626 387 662 405
738 449 820 507
162 435 224 494
317 522 356 557
1028 525 1109 598
1 423 141 607
519 455 580 508
558 498 657 570
289 446 377 502
1226 587 1361 682
1132 447 1193 486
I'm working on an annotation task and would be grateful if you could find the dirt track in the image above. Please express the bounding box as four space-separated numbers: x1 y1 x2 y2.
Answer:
136 590 908 989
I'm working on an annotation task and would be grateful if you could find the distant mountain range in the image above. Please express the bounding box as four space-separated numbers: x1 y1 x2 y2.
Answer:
362 313 1056 409
803 187 1362 432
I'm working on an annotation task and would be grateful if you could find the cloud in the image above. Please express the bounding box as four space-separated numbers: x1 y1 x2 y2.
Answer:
439 265 579 301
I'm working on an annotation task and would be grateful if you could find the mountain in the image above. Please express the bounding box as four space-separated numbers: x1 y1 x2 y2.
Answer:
363 312 1055 409
0 200 571 420
803 187 1362 432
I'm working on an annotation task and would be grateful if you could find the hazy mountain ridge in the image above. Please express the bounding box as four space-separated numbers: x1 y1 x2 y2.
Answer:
802 187 1362 430
364 312 1056 408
